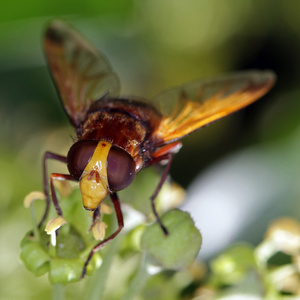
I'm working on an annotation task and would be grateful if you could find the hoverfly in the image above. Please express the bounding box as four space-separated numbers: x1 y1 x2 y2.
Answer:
41 20 275 277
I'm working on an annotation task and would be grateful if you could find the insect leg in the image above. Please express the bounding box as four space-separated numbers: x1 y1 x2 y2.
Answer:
146 141 182 235
81 192 124 278
40 152 68 227
89 206 101 231
49 173 74 216
149 153 173 236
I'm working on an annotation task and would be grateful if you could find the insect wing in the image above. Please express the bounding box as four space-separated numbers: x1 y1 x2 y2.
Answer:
152 71 276 145
44 20 120 127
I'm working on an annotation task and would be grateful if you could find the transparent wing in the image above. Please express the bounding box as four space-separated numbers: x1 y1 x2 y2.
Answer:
44 20 120 127
152 71 276 145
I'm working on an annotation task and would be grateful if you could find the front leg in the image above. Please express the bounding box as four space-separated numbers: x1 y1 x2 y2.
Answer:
81 192 124 278
40 151 68 227
49 172 75 216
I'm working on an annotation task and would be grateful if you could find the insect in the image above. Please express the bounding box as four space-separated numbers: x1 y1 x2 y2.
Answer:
41 20 275 277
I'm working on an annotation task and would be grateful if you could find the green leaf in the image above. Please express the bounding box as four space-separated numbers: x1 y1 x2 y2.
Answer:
20 242 50 276
141 209 202 270
49 258 84 284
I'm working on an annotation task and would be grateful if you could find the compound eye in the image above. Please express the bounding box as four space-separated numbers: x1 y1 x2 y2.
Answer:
107 146 136 191
67 140 98 180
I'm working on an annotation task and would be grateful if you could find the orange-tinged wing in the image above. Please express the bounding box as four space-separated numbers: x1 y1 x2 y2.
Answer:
152 71 276 145
44 20 120 128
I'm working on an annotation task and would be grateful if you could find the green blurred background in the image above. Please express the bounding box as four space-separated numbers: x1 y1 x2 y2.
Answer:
1 0 300 299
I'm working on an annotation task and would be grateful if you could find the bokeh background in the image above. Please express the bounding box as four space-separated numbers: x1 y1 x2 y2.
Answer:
1 1 300 299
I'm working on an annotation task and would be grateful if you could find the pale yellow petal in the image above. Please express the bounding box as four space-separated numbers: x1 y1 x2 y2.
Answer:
24 191 46 208
45 216 67 234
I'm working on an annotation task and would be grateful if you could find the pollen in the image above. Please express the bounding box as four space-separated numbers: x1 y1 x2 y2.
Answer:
92 221 108 241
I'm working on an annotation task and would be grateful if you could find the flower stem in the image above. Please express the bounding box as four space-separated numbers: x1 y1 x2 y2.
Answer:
120 254 150 300
30 204 40 241
52 283 65 300
84 237 120 300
